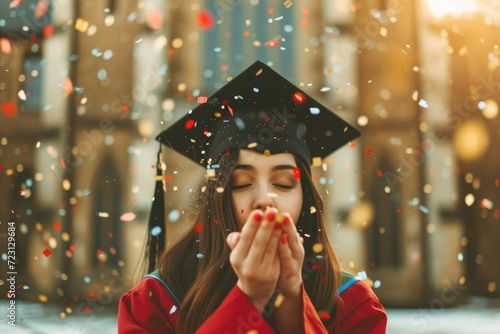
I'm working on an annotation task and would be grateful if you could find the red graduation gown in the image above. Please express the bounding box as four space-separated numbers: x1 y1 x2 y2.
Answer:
118 274 387 333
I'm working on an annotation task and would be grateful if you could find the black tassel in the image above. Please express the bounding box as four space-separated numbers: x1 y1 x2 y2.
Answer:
147 145 166 273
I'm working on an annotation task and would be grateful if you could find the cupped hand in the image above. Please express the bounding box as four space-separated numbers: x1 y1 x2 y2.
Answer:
227 208 283 312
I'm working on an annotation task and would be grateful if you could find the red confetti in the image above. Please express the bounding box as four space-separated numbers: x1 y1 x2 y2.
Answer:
165 174 173 182
146 10 163 30
214 219 219 225
349 142 356 148
319 311 331 321
43 248 52 257
0 166 4 172
193 222 203 234
185 119 195 129
197 10 215 30
365 147 373 155
197 96 208 103
70 244 76 252
264 39 279 47
35 0 49 19
494 209 500 220
228 105 234 116
9 0 22 9
43 25 54 38
292 92 306 104
293 167 301 179
495 179 499 187
63 77 74 94
1 100 17 118
376 169 383 178
53 222 61 230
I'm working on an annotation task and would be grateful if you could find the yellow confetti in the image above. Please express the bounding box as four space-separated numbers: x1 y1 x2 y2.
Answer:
274 293 284 308
312 243 323 253
75 18 90 32
310 206 317 214
39 294 48 303
283 0 293 8
264 149 271 156
312 157 322 167
275 213 285 223
99 212 109 218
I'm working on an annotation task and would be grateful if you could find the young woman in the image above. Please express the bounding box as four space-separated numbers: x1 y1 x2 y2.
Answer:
118 61 387 333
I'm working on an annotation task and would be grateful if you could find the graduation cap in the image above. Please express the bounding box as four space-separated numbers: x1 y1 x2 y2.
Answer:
147 60 360 272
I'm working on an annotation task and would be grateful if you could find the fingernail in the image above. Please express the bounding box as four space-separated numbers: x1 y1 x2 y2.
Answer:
266 211 276 222
254 212 263 222
274 222 282 230
283 216 290 226
280 234 288 245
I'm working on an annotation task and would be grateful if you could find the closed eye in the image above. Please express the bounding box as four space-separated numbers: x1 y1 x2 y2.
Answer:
231 184 252 190
274 184 294 190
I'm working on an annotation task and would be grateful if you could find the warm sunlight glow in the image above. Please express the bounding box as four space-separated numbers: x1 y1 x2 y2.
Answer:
425 0 478 18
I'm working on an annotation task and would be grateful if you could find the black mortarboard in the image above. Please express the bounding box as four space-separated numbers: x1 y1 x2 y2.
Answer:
146 60 360 272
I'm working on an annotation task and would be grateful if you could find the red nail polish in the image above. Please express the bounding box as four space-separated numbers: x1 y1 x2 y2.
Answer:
280 234 288 245
266 211 276 222
254 212 263 222
274 222 282 230
283 216 290 226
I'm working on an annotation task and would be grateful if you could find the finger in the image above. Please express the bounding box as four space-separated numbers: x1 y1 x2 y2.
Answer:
282 213 303 257
231 210 264 262
246 208 279 264
261 221 283 267
226 232 241 250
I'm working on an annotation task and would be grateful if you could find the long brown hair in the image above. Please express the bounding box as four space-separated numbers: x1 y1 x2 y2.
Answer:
156 151 342 333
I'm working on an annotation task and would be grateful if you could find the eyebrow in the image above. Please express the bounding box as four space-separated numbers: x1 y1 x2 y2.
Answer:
234 164 296 172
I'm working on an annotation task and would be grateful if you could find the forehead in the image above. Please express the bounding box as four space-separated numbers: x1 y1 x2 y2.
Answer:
236 149 297 167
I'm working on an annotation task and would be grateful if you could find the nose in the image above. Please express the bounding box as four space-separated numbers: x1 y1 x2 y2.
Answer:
253 183 275 210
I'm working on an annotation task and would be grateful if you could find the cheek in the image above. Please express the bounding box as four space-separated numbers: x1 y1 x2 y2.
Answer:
232 195 250 226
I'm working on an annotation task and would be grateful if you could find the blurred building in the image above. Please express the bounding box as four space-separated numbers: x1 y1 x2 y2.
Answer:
0 0 499 314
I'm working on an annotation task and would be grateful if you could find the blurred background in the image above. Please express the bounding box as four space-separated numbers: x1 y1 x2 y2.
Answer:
1 0 499 333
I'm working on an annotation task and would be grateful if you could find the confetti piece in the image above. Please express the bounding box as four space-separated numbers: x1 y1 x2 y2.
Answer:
264 39 279 47
274 293 284 308
283 0 293 9
418 99 429 108
275 213 285 223
35 0 50 19
312 243 323 253
1 100 17 118
0 166 4 172
292 92 306 104
193 222 203 234
98 212 109 218
309 107 320 115
0 38 12 54
43 248 52 257
147 10 163 30
310 206 317 214
365 147 373 156
53 222 61 230
120 212 136 222
75 18 90 33
197 96 208 103
293 167 300 179
185 119 195 129
319 311 331 321
63 77 74 94
9 0 21 9
18 90 27 101
170 305 177 314
151 226 162 236
197 10 215 30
